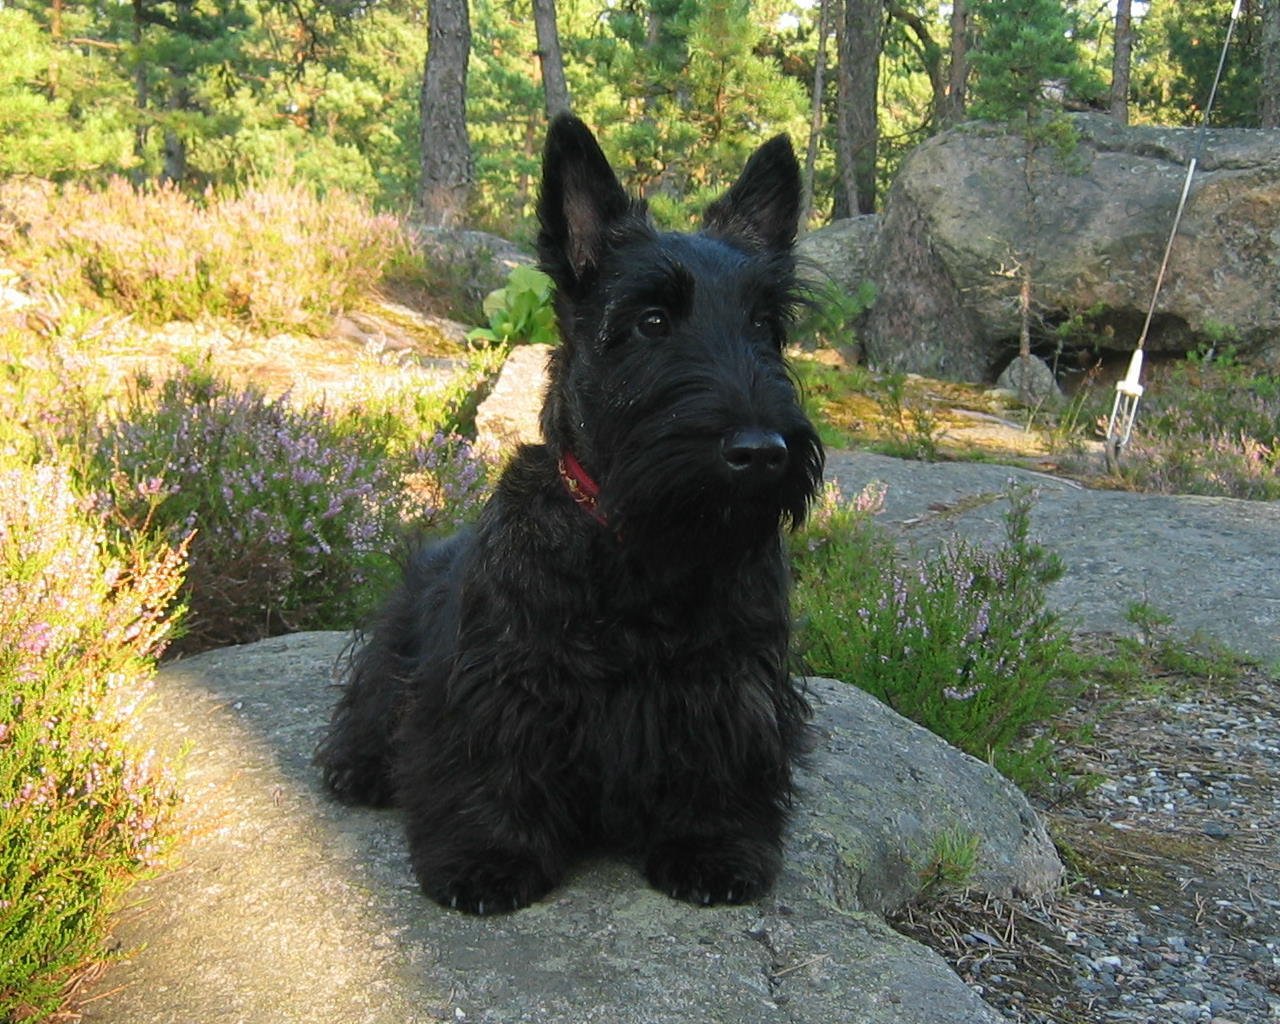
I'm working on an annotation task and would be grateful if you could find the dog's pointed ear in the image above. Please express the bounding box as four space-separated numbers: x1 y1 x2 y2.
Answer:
538 115 632 289
703 135 801 253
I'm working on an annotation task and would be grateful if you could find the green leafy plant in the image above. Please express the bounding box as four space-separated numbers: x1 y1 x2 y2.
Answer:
1098 600 1251 694
792 482 1072 787
0 454 186 1022
466 265 558 348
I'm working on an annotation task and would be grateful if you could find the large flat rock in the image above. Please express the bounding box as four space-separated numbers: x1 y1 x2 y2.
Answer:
82 631 1055 1024
827 451 1280 665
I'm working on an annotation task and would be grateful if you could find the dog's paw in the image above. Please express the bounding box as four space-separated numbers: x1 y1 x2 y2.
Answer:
316 755 395 808
420 851 557 915
645 838 777 906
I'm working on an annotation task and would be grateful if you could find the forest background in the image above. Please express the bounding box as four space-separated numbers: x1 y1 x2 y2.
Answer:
4 0 1279 241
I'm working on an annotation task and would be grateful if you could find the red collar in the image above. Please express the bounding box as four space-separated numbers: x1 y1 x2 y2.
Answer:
557 451 609 527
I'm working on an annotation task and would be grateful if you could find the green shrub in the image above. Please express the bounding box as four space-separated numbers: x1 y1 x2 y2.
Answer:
912 826 982 900
0 454 186 1021
0 177 406 335
793 278 875 350
466 265 558 348
88 363 492 653
876 371 944 461
791 482 1071 786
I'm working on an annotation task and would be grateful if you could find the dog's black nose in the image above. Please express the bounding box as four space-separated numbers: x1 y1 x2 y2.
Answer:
721 428 789 483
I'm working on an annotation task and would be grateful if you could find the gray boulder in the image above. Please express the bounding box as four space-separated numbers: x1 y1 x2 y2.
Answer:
796 216 879 297
994 353 1063 406
474 343 553 455
855 114 1280 381
82 631 1060 1024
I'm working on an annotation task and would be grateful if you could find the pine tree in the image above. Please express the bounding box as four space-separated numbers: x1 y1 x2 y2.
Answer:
968 0 1081 123
0 7 134 178
1131 0 1258 128
968 0 1086 394
836 0 882 215
1110 0 1134 124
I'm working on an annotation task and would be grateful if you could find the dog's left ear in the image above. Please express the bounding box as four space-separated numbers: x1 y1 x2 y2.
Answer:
703 135 801 253
538 115 633 289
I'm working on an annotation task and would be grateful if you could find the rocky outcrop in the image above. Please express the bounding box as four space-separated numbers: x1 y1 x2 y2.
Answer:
473 342 552 455
807 114 1280 381
82 631 1060 1024
408 226 535 314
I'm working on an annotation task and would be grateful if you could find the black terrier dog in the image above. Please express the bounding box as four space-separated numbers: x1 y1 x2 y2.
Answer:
316 115 824 914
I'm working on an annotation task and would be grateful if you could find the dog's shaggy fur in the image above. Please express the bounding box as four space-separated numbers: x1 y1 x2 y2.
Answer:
315 115 824 914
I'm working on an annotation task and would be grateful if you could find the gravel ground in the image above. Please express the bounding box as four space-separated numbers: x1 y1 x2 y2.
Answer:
891 655 1280 1023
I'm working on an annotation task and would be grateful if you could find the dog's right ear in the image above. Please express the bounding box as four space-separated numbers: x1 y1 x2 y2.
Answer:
537 115 632 290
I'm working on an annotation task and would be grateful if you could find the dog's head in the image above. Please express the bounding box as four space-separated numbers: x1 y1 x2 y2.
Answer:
536 116 823 554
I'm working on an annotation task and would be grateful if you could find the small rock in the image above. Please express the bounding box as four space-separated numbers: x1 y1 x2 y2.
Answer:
995 353 1062 405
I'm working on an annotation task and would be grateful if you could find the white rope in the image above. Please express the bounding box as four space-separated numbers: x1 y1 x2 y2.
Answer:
1106 0 1243 457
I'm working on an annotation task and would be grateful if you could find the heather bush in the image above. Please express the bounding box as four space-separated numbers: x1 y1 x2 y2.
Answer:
791 482 1071 786
1118 348 1280 501
90 364 492 652
0 453 186 1021
0 177 405 334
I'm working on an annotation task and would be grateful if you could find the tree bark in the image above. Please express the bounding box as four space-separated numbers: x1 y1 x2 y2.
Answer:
946 0 969 126
801 0 832 228
1110 0 1134 125
418 0 472 228
1263 0 1280 128
836 0 881 215
533 0 571 119
131 0 149 176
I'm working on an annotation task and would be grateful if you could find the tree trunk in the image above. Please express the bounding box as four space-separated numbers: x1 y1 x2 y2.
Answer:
1263 0 1280 128
418 0 472 228
49 0 63 95
160 0 195 184
836 0 881 215
161 117 188 184
533 0 571 119
801 0 832 228
887 4 948 130
131 0 149 177
946 0 968 126
1110 0 1134 125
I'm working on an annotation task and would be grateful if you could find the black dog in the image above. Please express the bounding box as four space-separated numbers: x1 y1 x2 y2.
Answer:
316 115 824 914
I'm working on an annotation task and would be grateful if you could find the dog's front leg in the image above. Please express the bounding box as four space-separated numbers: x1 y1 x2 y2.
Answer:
396 683 579 915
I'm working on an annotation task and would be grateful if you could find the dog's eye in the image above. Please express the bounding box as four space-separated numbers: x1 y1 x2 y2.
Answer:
637 309 671 339
751 313 782 345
